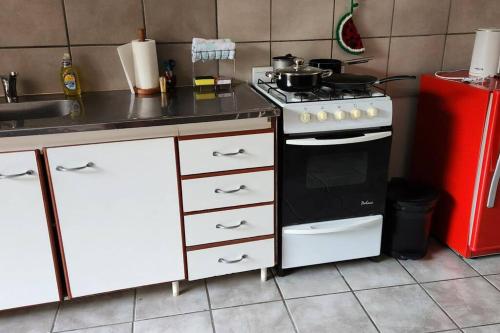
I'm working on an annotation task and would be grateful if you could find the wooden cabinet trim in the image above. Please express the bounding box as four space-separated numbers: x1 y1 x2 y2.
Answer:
184 201 274 216
178 128 274 141
35 150 64 301
181 166 274 180
42 148 73 299
186 234 274 252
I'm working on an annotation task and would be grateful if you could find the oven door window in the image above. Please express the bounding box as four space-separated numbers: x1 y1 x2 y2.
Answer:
281 131 391 226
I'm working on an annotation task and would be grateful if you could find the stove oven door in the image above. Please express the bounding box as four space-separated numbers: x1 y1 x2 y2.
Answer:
280 129 392 227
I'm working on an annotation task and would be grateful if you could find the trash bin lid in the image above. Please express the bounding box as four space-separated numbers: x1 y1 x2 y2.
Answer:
388 178 440 208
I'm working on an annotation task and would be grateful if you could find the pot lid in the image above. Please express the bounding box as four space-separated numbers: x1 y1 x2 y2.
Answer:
275 58 324 76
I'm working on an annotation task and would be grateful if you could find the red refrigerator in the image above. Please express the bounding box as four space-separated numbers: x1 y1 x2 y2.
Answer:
412 74 500 258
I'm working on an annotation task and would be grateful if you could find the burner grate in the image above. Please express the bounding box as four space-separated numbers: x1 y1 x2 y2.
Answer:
257 79 386 104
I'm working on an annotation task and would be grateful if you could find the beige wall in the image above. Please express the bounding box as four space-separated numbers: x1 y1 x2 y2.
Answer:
1 0 500 175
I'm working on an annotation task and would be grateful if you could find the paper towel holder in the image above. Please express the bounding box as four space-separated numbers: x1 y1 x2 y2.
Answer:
134 28 160 96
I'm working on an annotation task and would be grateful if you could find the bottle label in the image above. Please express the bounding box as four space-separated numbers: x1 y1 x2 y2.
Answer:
64 73 77 90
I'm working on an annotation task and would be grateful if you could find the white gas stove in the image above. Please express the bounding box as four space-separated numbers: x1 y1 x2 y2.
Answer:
252 66 393 275
252 67 393 134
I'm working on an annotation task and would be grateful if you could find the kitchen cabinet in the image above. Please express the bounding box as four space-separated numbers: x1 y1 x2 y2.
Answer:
0 151 60 310
44 138 184 298
179 129 276 281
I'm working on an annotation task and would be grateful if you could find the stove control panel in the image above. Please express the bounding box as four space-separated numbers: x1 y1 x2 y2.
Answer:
283 98 392 134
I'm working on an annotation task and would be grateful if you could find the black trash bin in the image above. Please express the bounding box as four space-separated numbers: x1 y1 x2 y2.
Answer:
383 178 440 260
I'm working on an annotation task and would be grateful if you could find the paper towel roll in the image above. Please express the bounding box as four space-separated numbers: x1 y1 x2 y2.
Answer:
132 39 159 90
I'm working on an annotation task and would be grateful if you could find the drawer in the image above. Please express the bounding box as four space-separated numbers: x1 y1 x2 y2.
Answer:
182 170 274 212
281 215 382 269
187 239 275 280
184 204 274 246
178 132 274 175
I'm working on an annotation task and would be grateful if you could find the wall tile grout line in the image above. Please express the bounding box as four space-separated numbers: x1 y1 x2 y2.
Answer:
334 264 382 333
270 272 300 333
385 0 397 78
204 279 217 333
440 0 454 70
50 301 61 333
395 257 462 330
60 0 72 58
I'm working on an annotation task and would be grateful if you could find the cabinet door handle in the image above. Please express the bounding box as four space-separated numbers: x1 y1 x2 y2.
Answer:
218 254 248 264
0 169 35 179
56 162 95 172
213 149 245 157
214 185 246 194
216 220 247 229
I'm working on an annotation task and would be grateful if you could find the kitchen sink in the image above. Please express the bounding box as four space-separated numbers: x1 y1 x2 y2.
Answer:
0 99 79 121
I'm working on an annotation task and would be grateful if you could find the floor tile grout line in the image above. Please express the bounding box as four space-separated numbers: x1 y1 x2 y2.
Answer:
451 254 500 292
334 265 381 333
204 279 217 333
50 301 61 333
131 288 137 333
271 275 299 333
134 309 210 323
395 259 462 330
53 320 133 333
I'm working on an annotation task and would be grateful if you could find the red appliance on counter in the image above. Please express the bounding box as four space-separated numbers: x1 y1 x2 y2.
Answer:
412 74 500 258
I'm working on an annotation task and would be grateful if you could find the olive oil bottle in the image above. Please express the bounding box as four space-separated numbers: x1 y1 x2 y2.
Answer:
60 53 81 96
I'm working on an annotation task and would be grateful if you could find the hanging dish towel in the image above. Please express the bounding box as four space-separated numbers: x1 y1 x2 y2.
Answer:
192 38 235 62
336 0 365 55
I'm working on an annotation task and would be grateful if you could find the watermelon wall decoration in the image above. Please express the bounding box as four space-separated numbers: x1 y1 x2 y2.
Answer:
336 0 365 55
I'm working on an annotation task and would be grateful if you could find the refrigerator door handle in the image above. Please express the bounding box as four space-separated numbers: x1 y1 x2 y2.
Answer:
487 154 500 208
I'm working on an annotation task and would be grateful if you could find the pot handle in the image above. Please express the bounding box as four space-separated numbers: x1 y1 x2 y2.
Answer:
321 69 334 78
265 71 280 80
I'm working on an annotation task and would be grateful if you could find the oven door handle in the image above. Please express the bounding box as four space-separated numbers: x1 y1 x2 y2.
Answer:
285 131 392 146
283 218 377 235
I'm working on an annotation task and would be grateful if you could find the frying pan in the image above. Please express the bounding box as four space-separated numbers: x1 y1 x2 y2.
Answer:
323 73 416 90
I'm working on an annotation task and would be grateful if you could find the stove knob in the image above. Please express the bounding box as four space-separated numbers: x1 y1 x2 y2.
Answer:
350 108 362 120
366 106 379 118
334 110 346 121
317 111 328 121
300 112 312 123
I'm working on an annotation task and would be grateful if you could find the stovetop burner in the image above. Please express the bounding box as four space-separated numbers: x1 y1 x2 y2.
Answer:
256 79 385 104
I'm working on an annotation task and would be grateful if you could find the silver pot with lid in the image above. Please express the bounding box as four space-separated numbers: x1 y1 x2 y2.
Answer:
266 58 333 92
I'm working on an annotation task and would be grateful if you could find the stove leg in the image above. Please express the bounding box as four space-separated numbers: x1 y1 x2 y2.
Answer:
172 281 180 296
261 268 268 282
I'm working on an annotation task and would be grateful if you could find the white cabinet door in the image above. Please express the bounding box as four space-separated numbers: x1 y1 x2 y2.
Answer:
46 138 184 298
0 151 60 310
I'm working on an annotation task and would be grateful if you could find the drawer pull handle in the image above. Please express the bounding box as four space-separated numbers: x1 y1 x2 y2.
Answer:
56 162 95 172
0 170 34 179
216 220 247 229
214 185 246 194
213 149 245 157
218 254 248 264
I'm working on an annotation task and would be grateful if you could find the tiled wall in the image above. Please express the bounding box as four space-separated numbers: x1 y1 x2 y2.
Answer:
0 0 499 175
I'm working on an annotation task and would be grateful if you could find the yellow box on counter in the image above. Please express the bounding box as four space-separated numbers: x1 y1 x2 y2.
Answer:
194 76 215 86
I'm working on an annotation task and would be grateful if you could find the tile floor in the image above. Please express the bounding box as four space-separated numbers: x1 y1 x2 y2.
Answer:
3 240 500 333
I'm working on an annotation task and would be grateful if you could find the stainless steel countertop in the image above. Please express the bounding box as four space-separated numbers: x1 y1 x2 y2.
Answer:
0 84 279 137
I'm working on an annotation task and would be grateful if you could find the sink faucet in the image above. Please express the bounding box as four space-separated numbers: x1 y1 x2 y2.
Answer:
1 72 18 103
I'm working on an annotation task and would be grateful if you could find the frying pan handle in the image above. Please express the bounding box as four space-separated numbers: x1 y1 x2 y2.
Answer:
321 69 333 78
376 75 417 84
343 57 374 65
